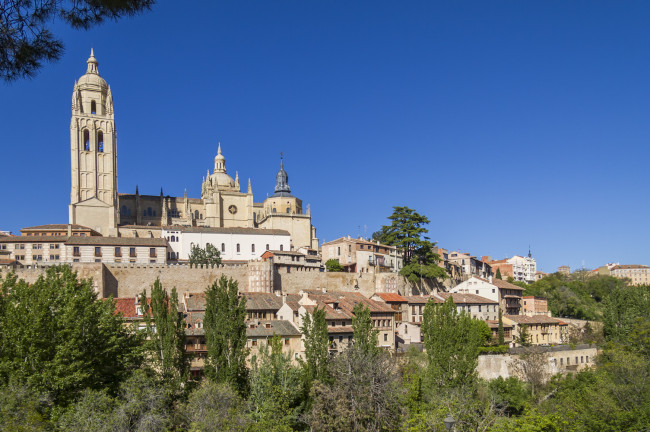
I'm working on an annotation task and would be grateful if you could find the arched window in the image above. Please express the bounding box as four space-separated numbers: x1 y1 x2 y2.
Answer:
236 244 240 253
91 100 96 114
120 205 127 216
266 244 269 251
272 208 277 213
83 130 90 151
280 244 284 251
286 208 290 213
251 244 255 253
171 235 175 242
147 207 153 217
194 210 199 219
97 131 104 152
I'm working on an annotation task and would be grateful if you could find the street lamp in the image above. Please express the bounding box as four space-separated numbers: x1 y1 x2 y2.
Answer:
443 415 456 431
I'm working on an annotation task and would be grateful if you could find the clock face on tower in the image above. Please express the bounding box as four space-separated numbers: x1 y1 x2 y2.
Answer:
228 205 238 215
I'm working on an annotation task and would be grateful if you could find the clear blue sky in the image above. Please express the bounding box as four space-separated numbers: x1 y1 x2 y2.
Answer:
2 1 649 272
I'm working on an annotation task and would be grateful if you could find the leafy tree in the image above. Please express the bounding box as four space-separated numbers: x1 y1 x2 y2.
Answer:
140 278 188 395
0 0 153 81
421 297 482 387
602 285 650 342
498 308 505 346
376 206 447 283
0 382 52 431
474 319 493 346
516 325 532 347
248 335 303 431
352 303 379 356
496 268 503 280
0 266 141 405
488 377 531 416
300 307 330 388
189 243 222 267
203 276 249 394
184 380 250 432
111 370 172 432
58 389 116 432
325 258 344 272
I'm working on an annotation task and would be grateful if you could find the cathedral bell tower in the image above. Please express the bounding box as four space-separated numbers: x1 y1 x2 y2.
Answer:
69 50 118 235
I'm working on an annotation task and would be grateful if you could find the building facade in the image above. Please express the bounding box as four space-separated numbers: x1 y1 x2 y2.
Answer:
68 51 318 250
321 236 402 274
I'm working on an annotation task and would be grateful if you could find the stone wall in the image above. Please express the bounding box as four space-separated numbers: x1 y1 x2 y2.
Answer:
477 345 599 381
0 263 105 294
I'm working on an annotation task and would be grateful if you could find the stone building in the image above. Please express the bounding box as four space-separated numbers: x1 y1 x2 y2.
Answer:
67 51 318 250
321 236 402 274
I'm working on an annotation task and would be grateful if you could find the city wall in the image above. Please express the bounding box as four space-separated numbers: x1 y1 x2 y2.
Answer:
1 262 442 299
477 345 599 382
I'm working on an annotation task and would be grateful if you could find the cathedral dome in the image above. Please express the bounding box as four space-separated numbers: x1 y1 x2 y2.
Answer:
77 49 107 89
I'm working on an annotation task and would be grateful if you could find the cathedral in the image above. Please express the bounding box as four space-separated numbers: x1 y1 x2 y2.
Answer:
69 51 318 250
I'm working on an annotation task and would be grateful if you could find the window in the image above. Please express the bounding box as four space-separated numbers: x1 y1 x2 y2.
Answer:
147 207 153 217
348 245 352 253
266 244 269 251
252 339 257 346
280 244 284 251
236 244 240 253
94 247 102 257
285 338 290 346
83 130 90 151
97 131 104 152
195 210 199 219
149 248 156 258
478 305 482 312
73 246 80 257
560 358 563 365
129 247 136 258
286 207 290 213
337 247 340 256
384 333 388 342
120 205 128 216
251 244 255 253
91 100 96 114
50 244 59 249
221 243 225 252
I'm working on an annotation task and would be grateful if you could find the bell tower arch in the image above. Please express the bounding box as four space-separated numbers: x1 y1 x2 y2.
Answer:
69 50 118 235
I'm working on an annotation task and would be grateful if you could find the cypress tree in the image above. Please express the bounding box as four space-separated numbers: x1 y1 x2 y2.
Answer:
352 303 379 356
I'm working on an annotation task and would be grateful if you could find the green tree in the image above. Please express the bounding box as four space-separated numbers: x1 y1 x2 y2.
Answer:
189 243 222 267
1 0 153 81
184 380 250 432
376 206 447 283
203 276 249 394
248 335 303 431
300 307 330 388
496 268 503 280
140 279 188 395
516 325 532 347
0 266 141 405
498 308 505 346
352 303 379 356
0 382 52 431
325 258 344 272
421 297 482 387
602 285 650 342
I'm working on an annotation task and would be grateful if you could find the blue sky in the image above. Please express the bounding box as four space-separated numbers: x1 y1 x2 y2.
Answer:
2 1 649 272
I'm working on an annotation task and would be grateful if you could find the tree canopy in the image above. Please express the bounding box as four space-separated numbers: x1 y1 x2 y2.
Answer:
189 243 222 267
1 0 154 81
375 206 447 283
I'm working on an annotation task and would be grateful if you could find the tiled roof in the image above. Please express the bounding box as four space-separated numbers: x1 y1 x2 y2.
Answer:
611 264 650 270
247 320 301 337
65 237 168 246
184 293 207 311
303 304 355 320
114 297 139 319
0 258 17 265
304 290 395 314
163 226 290 236
20 224 95 231
328 325 354 334
491 278 525 291
486 319 513 329
242 292 284 310
265 250 305 256
321 236 395 250
0 235 69 243
402 295 438 305
504 315 564 325
436 292 498 304
375 292 408 303
185 311 205 335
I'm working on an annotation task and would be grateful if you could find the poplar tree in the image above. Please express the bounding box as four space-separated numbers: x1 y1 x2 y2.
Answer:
301 307 330 385
422 297 482 387
203 276 249 394
498 308 505 346
352 303 379 356
140 279 188 394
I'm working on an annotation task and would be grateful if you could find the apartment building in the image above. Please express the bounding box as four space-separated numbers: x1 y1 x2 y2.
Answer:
447 251 493 279
321 236 402 274
610 264 650 286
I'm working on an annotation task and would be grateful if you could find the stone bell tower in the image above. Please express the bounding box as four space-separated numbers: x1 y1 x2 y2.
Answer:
69 50 118 235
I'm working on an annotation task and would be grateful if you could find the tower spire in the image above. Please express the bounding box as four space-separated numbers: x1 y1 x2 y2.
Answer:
86 49 99 74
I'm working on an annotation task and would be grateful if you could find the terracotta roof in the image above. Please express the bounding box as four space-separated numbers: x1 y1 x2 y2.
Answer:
114 297 139 319
611 264 650 270
328 325 354 334
504 315 564 325
0 258 17 265
486 319 513 329
185 311 205 335
247 320 301 337
162 226 290 236
184 293 207 311
491 278 525 291
0 235 69 243
304 290 395 314
303 304 355 320
65 237 168 246
374 292 408 303
436 292 498 304
402 295 438 304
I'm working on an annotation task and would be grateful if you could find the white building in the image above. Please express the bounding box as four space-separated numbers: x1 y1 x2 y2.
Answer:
450 276 524 315
162 227 290 262
507 255 537 283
